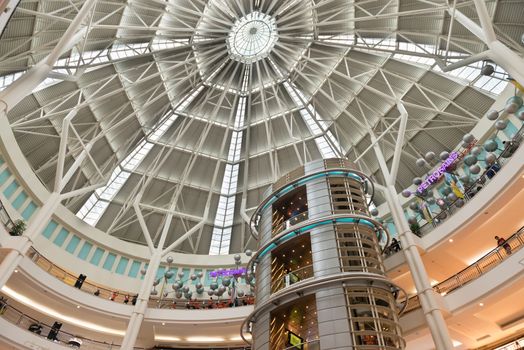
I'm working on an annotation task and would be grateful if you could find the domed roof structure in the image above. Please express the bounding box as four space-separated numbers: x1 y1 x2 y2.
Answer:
0 0 521 254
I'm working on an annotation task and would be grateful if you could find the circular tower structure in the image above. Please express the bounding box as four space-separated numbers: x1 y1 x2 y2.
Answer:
243 158 406 349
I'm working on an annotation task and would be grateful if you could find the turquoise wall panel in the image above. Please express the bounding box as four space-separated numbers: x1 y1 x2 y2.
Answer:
53 228 69 247
65 235 81 254
102 253 117 271
21 201 37 220
90 248 105 266
3 180 19 199
156 266 166 281
128 260 141 278
182 267 190 282
12 191 28 210
0 169 11 186
115 257 129 275
77 242 93 260
42 220 59 239
0 156 4 165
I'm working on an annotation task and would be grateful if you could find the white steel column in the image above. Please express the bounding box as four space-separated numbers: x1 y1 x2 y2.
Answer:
0 0 97 114
366 107 453 349
0 0 97 289
450 1 524 86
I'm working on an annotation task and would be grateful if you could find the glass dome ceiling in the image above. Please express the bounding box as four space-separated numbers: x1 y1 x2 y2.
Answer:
0 0 521 255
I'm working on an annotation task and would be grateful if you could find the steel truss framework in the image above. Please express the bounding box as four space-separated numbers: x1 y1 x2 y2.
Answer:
0 0 523 255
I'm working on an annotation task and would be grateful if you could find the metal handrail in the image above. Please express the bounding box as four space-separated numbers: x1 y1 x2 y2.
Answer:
405 225 524 313
0 197 16 233
272 210 309 236
26 248 254 309
0 302 143 349
271 264 315 294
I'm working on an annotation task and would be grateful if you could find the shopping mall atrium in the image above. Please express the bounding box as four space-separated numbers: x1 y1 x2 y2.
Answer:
0 0 523 349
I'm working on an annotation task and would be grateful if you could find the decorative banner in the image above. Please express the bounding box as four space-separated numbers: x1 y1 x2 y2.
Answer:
210 267 247 278
417 151 459 194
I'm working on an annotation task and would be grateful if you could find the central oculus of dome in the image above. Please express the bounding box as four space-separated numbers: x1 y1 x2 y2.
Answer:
226 11 278 64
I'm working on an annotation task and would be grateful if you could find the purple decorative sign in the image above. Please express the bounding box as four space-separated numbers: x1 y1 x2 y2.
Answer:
417 151 459 194
210 267 247 278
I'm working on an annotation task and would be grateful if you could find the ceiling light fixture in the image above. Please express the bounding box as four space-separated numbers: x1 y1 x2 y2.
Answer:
155 335 182 342
1 286 125 336
186 336 225 342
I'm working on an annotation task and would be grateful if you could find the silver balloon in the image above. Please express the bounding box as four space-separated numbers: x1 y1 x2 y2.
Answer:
235 259 242 266
409 202 419 211
164 271 174 280
222 277 231 287
516 106 524 121
459 174 471 184
407 216 418 225
370 208 379 216
469 164 481 174
140 269 147 276
427 197 436 205
485 152 497 165
196 288 205 294
218 285 226 293
166 256 174 264
197 272 204 278
480 64 495 76
207 290 215 296
164 292 168 297
447 193 457 202
175 292 183 299
440 151 450 161
195 283 203 289
177 271 185 278
182 286 190 293
424 151 436 163
185 291 193 299
470 146 481 156
152 279 160 286
486 110 499 121
504 96 523 114
455 199 465 208
416 158 426 167
249 280 256 287
401 190 411 198
463 155 478 166
412 177 423 186
190 274 197 281
234 254 241 261
436 199 447 208
484 139 498 152
462 133 475 144
237 290 245 297
495 120 507 130
210 282 219 290
245 249 253 257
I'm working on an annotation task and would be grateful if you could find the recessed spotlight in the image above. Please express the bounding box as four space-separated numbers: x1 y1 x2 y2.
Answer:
479 303 484 307
449 239 454 243
162 322 166 326
14 270 18 273
76 305 81 309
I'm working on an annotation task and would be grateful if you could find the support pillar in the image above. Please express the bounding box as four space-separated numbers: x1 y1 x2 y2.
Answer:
368 128 453 349
384 185 453 350
120 250 162 349
0 192 61 288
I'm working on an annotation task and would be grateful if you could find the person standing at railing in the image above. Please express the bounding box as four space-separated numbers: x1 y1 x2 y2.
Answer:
495 236 512 255
109 290 119 301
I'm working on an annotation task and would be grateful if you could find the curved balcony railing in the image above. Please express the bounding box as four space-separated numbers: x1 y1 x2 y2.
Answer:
271 265 315 294
26 248 254 310
0 302 142 350
0 199 15 234
272 211 309 237
405 225 524 313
